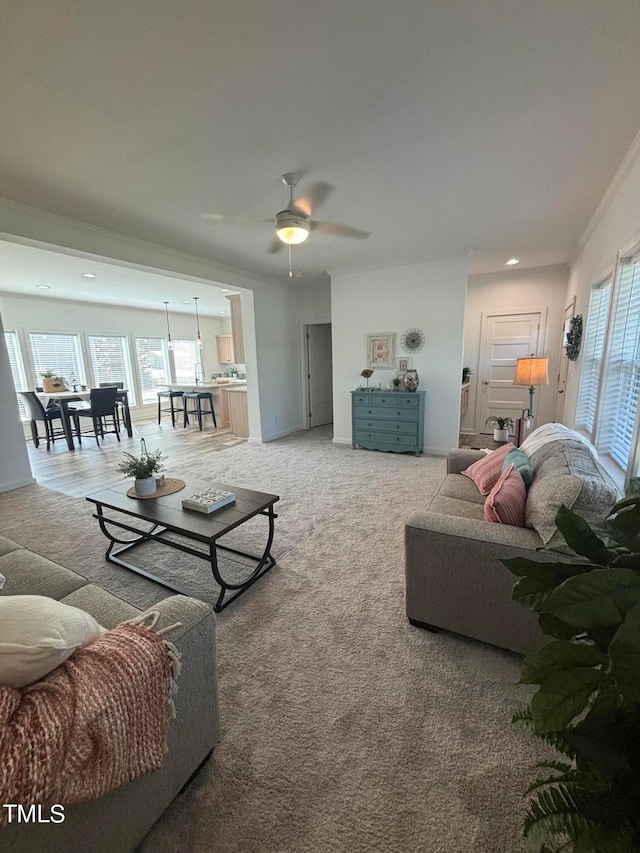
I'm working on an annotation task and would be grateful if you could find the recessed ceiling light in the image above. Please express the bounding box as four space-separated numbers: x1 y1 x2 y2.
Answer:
82 272 97 279
219 288 230 293
37 285 50 290
218 310 226 315
506 258 520 266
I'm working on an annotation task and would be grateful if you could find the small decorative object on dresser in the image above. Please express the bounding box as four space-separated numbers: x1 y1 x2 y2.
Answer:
351 389 425 455
485 415 515 442
402 369 419 392
360 368 374 389
392 376 402 391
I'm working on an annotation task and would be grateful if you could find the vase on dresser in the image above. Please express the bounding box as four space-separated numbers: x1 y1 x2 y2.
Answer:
402 369 419 392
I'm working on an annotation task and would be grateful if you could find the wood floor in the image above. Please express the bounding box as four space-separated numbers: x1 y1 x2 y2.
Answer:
26 418 247 497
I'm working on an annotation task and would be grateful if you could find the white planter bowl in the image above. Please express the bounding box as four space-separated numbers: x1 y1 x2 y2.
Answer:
493 428 510 442
135 477 157 496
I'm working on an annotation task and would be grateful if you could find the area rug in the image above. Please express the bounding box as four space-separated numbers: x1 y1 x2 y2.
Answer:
0 427 540 852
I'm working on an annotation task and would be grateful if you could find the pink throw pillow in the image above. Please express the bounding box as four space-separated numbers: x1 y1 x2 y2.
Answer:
484 464 526 526
462 443 514 495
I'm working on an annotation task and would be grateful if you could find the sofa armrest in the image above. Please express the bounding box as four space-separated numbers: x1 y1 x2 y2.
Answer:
139 594 214 643
446 449 485 475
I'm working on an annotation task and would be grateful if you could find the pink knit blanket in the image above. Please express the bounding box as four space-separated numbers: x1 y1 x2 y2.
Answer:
0 623 176 827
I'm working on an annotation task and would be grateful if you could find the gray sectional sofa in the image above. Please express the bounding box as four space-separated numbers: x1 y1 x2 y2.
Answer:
0 535 220 853
405 427 620 654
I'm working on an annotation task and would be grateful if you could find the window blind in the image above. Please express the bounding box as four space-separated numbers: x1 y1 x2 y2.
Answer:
172 339 199 384
575 281 612 436
29 333 85 387
134 337 170 404
4 331 28 420
88 335 137 405
598 258 640 469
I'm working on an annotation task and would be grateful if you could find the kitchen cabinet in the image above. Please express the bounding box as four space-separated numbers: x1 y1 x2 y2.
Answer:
216 334 234 364
227 388 249 438
226 294 245 364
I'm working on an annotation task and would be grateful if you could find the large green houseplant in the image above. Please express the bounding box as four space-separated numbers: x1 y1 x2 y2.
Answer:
502 481 640 852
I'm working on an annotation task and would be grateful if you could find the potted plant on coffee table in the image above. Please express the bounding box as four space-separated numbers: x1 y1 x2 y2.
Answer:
485 415 515 442
117 447 166 496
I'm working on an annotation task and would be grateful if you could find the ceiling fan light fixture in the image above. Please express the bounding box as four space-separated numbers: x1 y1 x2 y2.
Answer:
275 210 310 245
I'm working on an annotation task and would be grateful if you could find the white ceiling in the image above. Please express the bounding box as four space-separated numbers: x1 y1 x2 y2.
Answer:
1 0 640 297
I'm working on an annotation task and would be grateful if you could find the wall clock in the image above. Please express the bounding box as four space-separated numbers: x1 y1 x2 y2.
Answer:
401 328 425 353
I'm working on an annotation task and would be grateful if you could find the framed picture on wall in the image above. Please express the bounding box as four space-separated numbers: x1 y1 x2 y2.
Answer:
367 333 395 369
398 357 410 372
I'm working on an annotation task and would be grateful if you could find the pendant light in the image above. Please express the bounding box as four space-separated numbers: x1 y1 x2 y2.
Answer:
163 301 174 350
194 296 203 349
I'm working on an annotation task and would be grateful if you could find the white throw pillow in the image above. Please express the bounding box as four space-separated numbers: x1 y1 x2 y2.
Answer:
0 572 5 591
0 595 105 689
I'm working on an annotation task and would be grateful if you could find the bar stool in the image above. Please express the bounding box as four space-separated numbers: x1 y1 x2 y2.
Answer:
183 391 217 430
157 390 185 427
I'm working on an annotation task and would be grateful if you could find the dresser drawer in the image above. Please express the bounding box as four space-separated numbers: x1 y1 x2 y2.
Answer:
376 394 420 408
352 393 370 405
354 417 418 435
354 430 418 448
354 405 418 421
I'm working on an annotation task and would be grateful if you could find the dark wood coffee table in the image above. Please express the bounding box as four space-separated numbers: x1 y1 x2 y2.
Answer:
86 479 279 612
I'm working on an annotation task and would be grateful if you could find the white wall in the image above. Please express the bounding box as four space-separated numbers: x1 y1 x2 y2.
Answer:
563 143 640 425
331 257 468 455
462 264 569 432
0 311 34 492
0 292 230 412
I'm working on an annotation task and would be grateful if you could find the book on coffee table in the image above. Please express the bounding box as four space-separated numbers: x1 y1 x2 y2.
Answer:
182 488 236 514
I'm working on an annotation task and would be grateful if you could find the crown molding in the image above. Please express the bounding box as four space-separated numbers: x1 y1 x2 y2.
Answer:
571 128 640 264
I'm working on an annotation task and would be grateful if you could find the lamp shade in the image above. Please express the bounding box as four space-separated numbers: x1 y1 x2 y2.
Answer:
513 356 549 387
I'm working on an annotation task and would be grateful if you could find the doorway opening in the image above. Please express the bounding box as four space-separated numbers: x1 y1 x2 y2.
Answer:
304 322 333 428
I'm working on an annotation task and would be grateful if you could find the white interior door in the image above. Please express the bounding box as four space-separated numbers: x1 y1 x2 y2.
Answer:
477 309 547 429
554 299 575 422
307 323 333 427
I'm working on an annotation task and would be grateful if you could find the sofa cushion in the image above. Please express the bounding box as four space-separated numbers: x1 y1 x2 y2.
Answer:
0 549 88 599
503 448 533 489
0 572 4 591
0 536 23 558
485 464 526 526
428 494 486 521
61 584 141 629
525 441 619 546
0 595 104 688
461 443 514 495
437 473 487 505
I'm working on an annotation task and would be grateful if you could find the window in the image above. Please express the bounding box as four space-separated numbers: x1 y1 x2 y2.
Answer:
5 331 28 420
597 256 640 470
88 335 137 405
575 280 612 436
29 332 85 388
172 338 199 384
134 337 170 404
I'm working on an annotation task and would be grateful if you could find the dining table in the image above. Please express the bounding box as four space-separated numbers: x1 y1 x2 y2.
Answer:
36 389 133 450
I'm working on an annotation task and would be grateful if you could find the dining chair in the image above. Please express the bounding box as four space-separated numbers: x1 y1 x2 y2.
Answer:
72 387 120 445
99 382 126 430
17 391 66 451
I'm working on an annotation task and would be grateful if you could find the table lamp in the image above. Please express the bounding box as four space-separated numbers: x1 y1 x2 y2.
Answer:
513 354 549 418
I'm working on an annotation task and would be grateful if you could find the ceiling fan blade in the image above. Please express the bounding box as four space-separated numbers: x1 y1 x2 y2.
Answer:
311 220 371 239
201 213 272 226
268 237 285 254
293 181 334 217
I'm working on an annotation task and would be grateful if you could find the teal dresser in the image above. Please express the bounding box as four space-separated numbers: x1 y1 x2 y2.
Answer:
351 390 425 456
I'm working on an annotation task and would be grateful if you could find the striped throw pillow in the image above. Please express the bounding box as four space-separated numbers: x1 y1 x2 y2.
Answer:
462 443 514 495
484 464 526 526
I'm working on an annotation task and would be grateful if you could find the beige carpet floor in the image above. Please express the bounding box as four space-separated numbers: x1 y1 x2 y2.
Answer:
0 426 539 852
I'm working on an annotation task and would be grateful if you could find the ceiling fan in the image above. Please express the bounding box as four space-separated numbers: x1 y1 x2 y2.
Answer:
202 173 371 256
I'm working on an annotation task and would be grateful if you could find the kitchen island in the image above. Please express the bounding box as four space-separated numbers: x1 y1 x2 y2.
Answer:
164 381 247 432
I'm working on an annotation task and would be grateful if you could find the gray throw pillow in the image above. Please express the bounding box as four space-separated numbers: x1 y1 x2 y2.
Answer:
503 448 533 489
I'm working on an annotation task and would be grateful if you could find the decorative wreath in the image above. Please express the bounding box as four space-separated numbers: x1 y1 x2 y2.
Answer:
565 314 583 362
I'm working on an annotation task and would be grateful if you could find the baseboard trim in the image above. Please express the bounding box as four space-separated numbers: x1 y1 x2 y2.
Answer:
0 476 37 494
